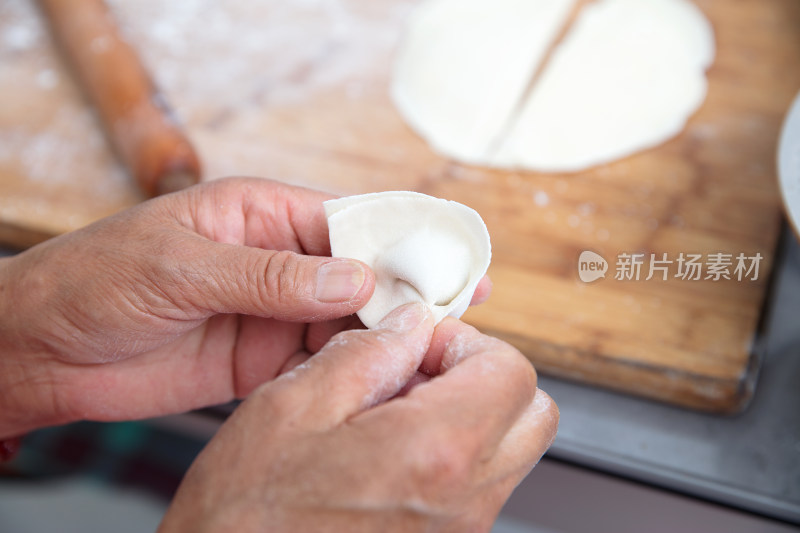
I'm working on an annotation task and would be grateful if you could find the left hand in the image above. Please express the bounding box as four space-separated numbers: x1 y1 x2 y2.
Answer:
0 176 491 438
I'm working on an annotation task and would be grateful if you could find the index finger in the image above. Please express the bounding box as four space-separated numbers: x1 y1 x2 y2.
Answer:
168 177 336 255
470 275 492 306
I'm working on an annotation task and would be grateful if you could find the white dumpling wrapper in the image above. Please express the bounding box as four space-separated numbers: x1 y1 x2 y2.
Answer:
391 0 576 163
491 0 715 171
392 0 715 172
324 192 491 328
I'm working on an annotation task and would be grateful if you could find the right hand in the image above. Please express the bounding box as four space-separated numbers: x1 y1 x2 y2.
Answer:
159 303 559 533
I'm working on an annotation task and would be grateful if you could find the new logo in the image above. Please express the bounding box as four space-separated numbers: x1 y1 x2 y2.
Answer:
578 251 608 283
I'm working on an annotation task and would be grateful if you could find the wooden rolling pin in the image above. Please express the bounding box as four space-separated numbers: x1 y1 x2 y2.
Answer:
37 0 201 197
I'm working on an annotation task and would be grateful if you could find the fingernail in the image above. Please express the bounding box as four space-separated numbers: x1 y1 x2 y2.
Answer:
378 302 430 332
315 260 366 303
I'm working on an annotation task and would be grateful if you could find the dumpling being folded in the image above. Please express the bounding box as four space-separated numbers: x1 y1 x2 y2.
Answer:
324 191 492 328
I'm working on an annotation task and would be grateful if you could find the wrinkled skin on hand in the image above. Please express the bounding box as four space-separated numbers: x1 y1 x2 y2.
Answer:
0 177 489 437
0 177 555 532
160 304 558 533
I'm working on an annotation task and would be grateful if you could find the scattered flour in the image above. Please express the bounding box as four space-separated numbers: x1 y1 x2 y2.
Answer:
0 0 417 221
107 0 417 125
36 68 59 90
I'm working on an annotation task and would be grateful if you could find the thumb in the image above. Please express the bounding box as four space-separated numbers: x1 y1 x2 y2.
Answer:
259 303 434 431
177 241 375 322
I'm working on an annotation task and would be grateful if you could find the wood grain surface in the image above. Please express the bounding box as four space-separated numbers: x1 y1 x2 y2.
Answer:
1 0 798 411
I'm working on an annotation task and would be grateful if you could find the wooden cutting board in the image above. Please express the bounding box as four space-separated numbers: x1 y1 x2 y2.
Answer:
1 0 798 412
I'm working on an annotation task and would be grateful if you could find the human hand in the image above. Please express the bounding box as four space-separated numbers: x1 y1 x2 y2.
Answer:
159 303 558 533
0 177 491 438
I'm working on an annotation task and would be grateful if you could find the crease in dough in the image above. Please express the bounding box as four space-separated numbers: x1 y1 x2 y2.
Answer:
392 0 715 172
391 0 577 164
491 0 715 171
325 191 491 328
